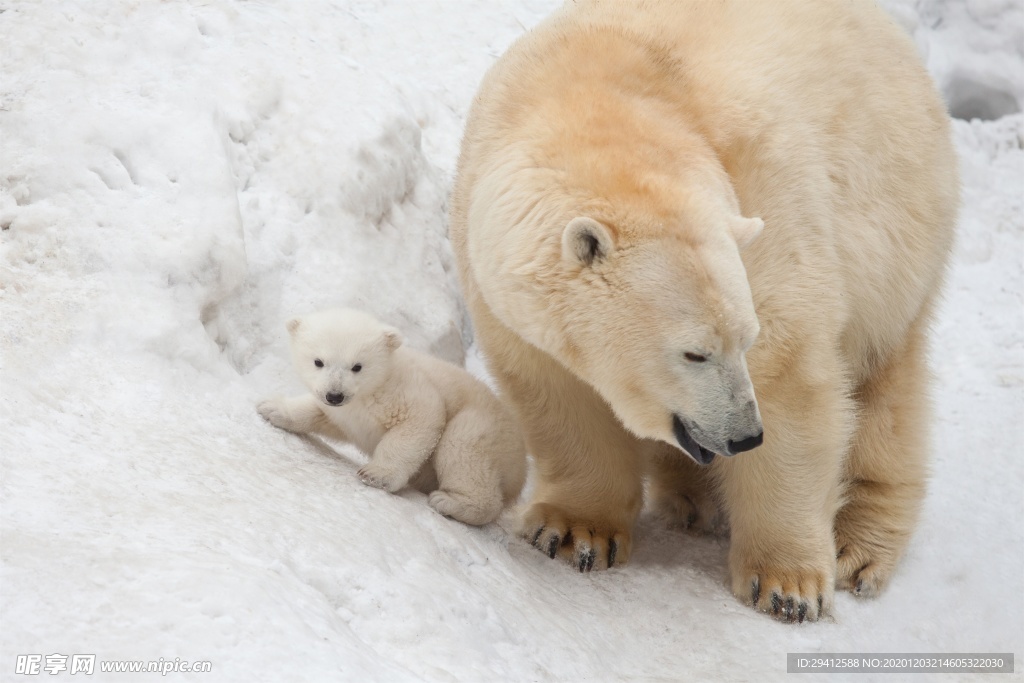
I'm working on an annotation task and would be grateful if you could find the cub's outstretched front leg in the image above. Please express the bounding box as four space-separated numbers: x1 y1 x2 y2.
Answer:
258 394 348 442
483 323 643 572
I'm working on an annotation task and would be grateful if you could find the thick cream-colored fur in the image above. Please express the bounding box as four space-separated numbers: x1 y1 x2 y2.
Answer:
450 0 957 619
258 309 527 526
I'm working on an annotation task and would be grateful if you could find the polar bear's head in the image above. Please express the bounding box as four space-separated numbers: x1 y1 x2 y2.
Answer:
557 210 765 464
469 162 765 464
285 308 401 408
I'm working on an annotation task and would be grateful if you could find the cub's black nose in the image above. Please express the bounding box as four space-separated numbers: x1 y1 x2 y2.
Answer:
325 392 345 406
727 431 763 454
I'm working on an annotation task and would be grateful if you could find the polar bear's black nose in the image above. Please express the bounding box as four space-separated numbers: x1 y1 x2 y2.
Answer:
728 431 763 454
325 392 345 406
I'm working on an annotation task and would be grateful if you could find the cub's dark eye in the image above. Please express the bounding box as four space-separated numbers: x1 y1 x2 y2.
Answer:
314 359 324 368
351 363 362 373
684 352 707 363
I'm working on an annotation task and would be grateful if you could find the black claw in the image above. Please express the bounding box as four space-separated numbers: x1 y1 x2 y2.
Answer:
546 534 560 559
817 594 824 615
784 597 795 621
686 512 698 528
798 602 808 623
530 528 543 547
770 593 782 614
574 547 589 573
608 539 618 568
751 579 761 607
855 579 863 595
577 549 595 572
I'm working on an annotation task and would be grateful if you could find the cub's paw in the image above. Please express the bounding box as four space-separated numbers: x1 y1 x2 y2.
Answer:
257 398 291 429
731 555 835 623
357 463 406 493
520 502 632 572
834 523 900 598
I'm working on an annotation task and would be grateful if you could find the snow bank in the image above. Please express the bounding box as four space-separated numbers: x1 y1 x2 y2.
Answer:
2 1 1021 681
882 0 1024 121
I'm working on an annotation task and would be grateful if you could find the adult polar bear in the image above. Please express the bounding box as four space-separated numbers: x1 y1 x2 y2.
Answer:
451 0 957 621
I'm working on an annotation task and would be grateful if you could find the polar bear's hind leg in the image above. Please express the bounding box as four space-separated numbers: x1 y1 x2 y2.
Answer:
835 316 932 598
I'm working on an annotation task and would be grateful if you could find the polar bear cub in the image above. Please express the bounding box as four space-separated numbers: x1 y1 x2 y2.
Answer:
257 308 527 526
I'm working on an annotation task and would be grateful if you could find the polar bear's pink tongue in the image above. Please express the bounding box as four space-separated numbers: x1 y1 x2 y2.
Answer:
672 414 717 466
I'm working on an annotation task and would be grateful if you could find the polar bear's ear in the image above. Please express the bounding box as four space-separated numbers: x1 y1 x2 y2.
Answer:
286 318 301 335
729 216 764 249
563 217 614 266
382 328 403 351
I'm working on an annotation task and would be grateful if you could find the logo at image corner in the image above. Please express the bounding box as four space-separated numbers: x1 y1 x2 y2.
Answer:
16 654 210 676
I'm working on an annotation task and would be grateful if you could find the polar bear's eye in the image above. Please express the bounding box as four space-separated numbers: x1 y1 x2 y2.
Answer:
314 359 324 368
684 352 707 363
351 363 362 373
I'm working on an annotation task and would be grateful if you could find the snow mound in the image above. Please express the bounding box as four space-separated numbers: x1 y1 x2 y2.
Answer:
882 0 1024 120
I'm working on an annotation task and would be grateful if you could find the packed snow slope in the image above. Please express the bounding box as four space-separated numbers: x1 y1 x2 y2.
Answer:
1 1 1021 681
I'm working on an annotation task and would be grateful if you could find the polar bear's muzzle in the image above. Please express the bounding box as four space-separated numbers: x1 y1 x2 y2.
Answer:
672 414 764 464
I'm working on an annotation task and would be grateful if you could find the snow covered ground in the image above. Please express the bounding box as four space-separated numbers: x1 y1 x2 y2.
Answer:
1 1 1021 681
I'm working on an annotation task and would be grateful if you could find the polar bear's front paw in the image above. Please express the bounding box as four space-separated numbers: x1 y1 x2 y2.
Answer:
730 551 835 623
357 463 407 493
649 487 725 535
520 502 632 572
646 443 724 535
257 398 292 430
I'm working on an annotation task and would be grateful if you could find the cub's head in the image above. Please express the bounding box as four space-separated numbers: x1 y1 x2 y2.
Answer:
470 169 765 465
286 308 401 408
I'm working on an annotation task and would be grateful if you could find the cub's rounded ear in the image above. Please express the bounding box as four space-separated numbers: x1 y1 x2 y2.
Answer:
729 216 764 249
382 327 403 351
286 318 301 335
562 216 614 266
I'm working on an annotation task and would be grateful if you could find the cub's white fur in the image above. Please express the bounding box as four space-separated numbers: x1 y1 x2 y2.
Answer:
258 308 527 526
